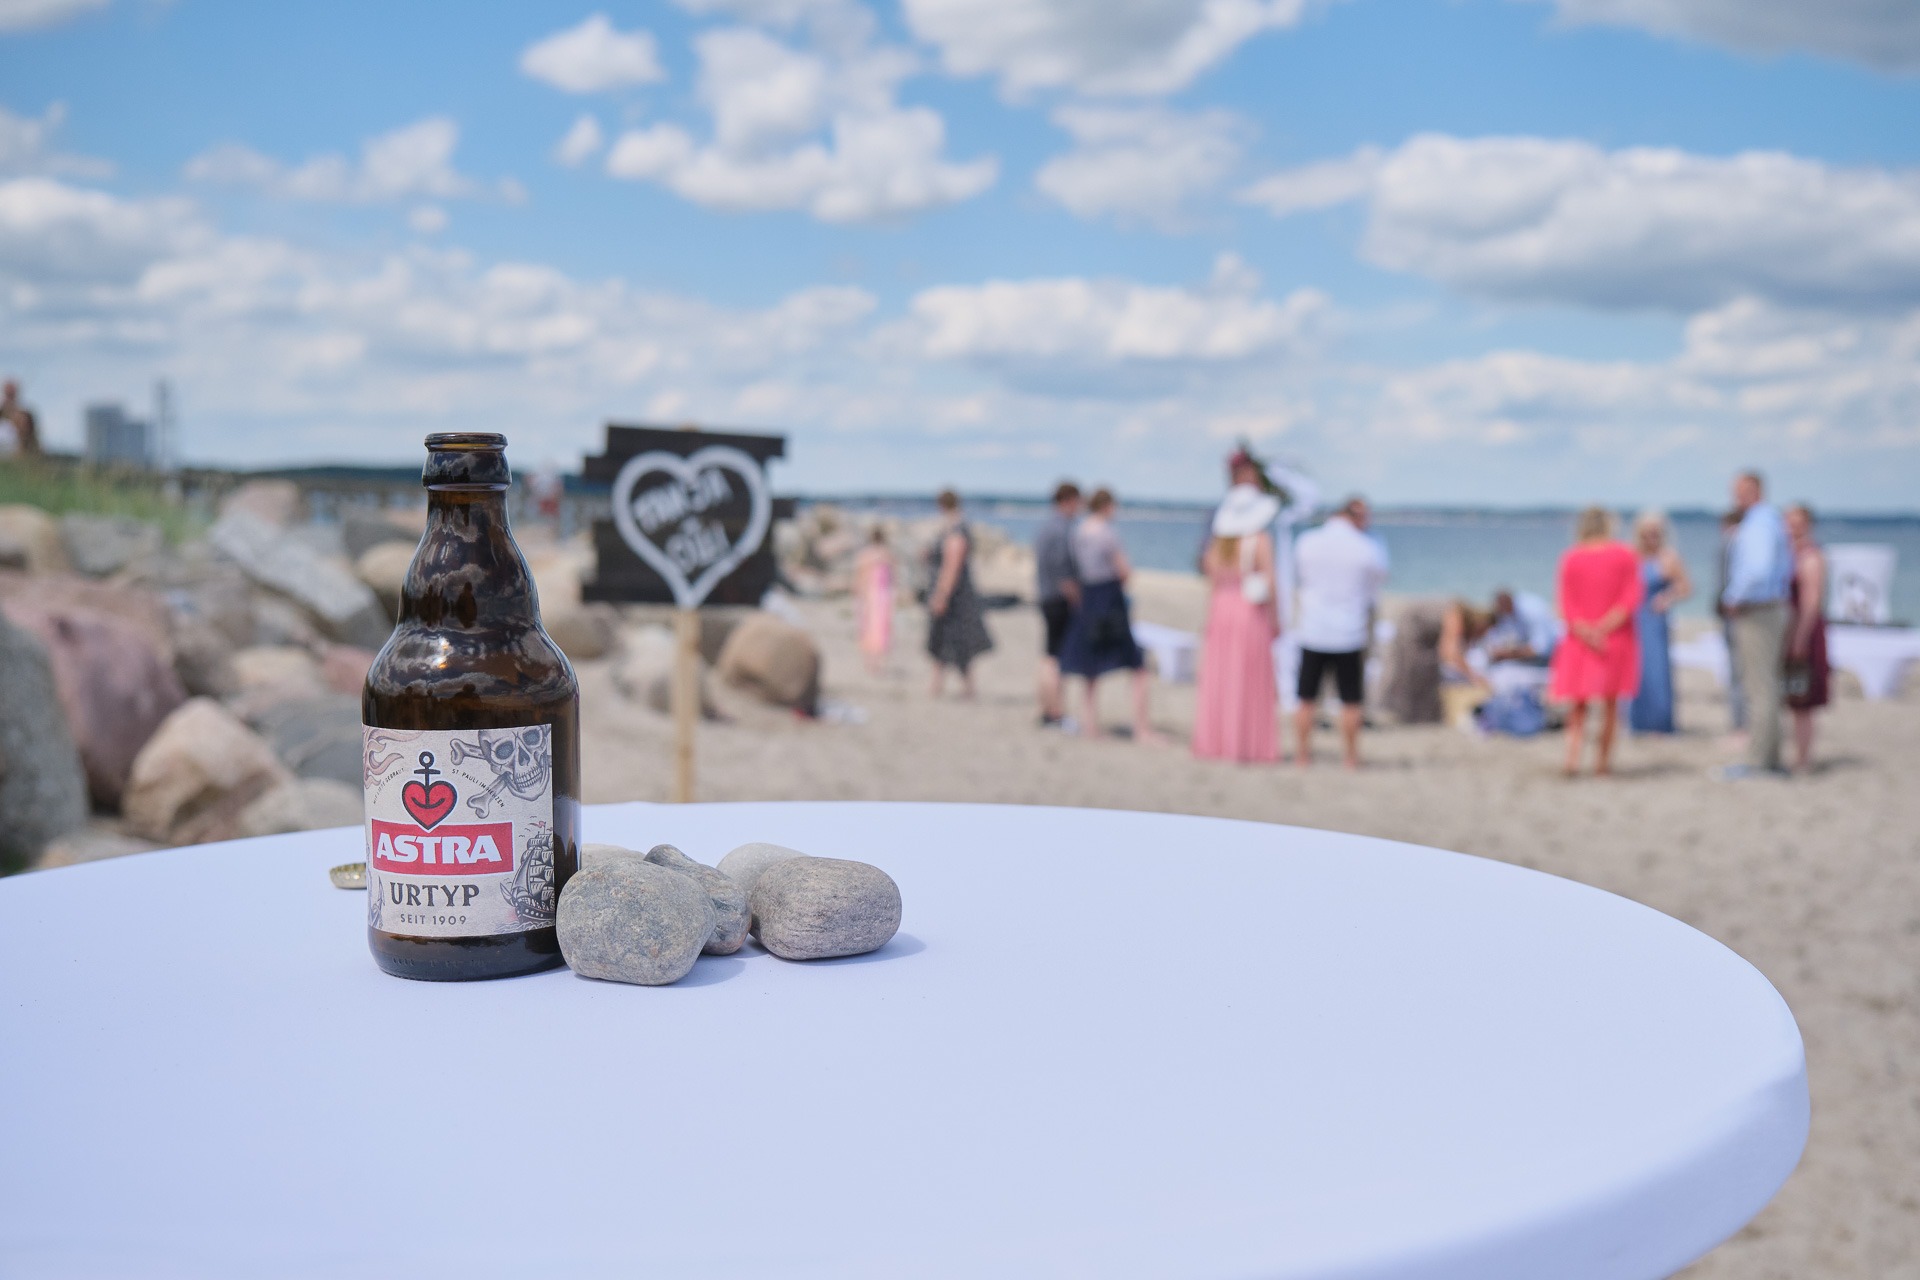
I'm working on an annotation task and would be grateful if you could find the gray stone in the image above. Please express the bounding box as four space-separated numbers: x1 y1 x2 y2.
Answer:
236 777 363 838
751 857 902 961
34 825 161 870
342 510 420 562
122 698 292 845
645 843 750 955
210 511 390 649
581 842 750 956
217 479 307 528
610 624 718 718
0 505 70 574
557 859 716 986
717 841 807 896
354 542 413 619
0 612 89 873
58 513 164 578
243 694 364 787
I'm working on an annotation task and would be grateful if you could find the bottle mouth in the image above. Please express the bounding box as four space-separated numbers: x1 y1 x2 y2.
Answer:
423 433 510 487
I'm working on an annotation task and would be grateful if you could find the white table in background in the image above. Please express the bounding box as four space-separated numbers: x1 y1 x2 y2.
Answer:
1673 624 1920 700
1 802 1807 1280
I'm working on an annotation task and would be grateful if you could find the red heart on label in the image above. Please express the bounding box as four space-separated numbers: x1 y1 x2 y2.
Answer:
401 779 457 830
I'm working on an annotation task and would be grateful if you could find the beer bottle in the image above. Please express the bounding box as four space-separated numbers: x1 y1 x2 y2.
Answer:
361 433 580 980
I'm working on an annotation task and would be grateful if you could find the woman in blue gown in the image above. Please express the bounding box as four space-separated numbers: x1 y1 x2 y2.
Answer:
1627 510 1691 733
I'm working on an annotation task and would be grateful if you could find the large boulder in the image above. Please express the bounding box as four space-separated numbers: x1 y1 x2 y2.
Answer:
1 600 188 809
121 698 293 845
35 826 161 871
714 611 821 712
58 513 164 578
609 624 718 717
211 511 390 649
354 542 413 619
542 600 616 662
341 510 419 562
217 479 308 528
0 571 175 665
0 612 89 872
243 694 364 788
0 505 71 574
230 645 328 700
236 777 362 838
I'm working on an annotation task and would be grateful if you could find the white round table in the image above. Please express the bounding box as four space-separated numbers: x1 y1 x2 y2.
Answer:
0 802 1807 1280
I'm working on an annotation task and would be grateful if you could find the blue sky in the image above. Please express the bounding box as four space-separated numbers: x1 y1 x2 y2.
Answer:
2 0 1918 507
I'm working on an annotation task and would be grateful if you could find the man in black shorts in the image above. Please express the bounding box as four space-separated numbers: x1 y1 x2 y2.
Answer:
1292 496 1389 767
1034 482 1081 726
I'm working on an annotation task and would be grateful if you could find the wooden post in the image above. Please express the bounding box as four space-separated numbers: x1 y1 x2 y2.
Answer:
673 607 698 803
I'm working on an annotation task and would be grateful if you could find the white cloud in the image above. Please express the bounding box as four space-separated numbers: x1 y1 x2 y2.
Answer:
604 25 995 222
553 114 606 167
7 175 1917 503
1035 105 1244 226
184 117 502 205
905 253 1327 364
0 0 105 30
1533 0 1920 73
0 102 112 178
1239 145 1378 216
902 0 1314 97
0 176 203 284
408 205 449 234
519 14 666 94
1247 134 1920 311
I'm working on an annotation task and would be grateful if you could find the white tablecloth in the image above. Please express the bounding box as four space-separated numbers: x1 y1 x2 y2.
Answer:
1673 624 1920 700
0 802 1807 1280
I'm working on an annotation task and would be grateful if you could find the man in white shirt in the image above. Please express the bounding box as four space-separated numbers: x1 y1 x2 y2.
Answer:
1292 496 1389 768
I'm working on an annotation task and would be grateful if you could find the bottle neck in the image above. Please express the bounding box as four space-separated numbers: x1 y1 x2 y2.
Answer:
401 484 538 629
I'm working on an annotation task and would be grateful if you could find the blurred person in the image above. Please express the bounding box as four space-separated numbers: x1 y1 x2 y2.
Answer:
1719 470 1793 779
1192 479 1280 763
1550 507 1642 778
0 380 41 456
1034 482 1082 727
1292 495 1388 769
925 489 993 698
1715 509 1747 735
1485 589 1556 663
1785 504 1829 774
1626 510 1692 734
1061 488 1158 743
854 526 895 676
1381 599 1493 724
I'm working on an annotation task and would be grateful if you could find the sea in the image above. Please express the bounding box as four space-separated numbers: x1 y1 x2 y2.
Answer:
814 498 1920 623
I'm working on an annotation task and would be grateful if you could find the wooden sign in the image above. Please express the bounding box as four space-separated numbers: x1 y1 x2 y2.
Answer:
581 425 790 607
579 424 790 804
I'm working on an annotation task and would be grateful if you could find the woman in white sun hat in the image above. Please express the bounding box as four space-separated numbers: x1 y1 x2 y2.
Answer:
1192 447 1283 763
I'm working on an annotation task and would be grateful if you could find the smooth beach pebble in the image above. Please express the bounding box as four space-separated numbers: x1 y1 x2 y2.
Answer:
645 843 751 956
557 859 716 986
750 857 902 961
717 842 808 896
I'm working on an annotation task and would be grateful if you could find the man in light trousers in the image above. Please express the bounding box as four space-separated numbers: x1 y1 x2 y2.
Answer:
1719 470 1793 778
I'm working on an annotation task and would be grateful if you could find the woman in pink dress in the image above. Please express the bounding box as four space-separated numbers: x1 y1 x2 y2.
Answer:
854 527 894 675
1550 507 1643 778
1192 483 1280 763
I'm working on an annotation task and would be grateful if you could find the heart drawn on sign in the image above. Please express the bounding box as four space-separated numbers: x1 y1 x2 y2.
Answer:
610 445 772 609
401 778 458 830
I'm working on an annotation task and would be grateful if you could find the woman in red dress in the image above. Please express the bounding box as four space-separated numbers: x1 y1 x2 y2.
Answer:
1550 507 1643 777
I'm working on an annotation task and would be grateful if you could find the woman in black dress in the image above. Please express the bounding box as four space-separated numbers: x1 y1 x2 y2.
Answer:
1059 489 1160 742
925 489 993 698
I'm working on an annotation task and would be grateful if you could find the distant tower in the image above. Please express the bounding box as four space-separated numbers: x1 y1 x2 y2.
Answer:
152 379 175 473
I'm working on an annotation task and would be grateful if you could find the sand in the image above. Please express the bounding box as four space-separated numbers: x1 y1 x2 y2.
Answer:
578 570 1920 1278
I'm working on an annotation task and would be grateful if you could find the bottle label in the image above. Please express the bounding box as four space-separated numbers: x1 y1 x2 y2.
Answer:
362 726 556 938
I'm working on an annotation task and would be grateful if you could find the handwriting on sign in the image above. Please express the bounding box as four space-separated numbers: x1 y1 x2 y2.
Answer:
632 467 733 536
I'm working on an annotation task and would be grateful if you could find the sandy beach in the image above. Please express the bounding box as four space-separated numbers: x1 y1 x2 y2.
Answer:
578 570 1920 1279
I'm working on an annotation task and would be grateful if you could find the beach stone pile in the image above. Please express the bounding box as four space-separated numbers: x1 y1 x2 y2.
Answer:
557 840 901 985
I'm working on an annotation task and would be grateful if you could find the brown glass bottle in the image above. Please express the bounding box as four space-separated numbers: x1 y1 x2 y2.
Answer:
362 433 580 981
